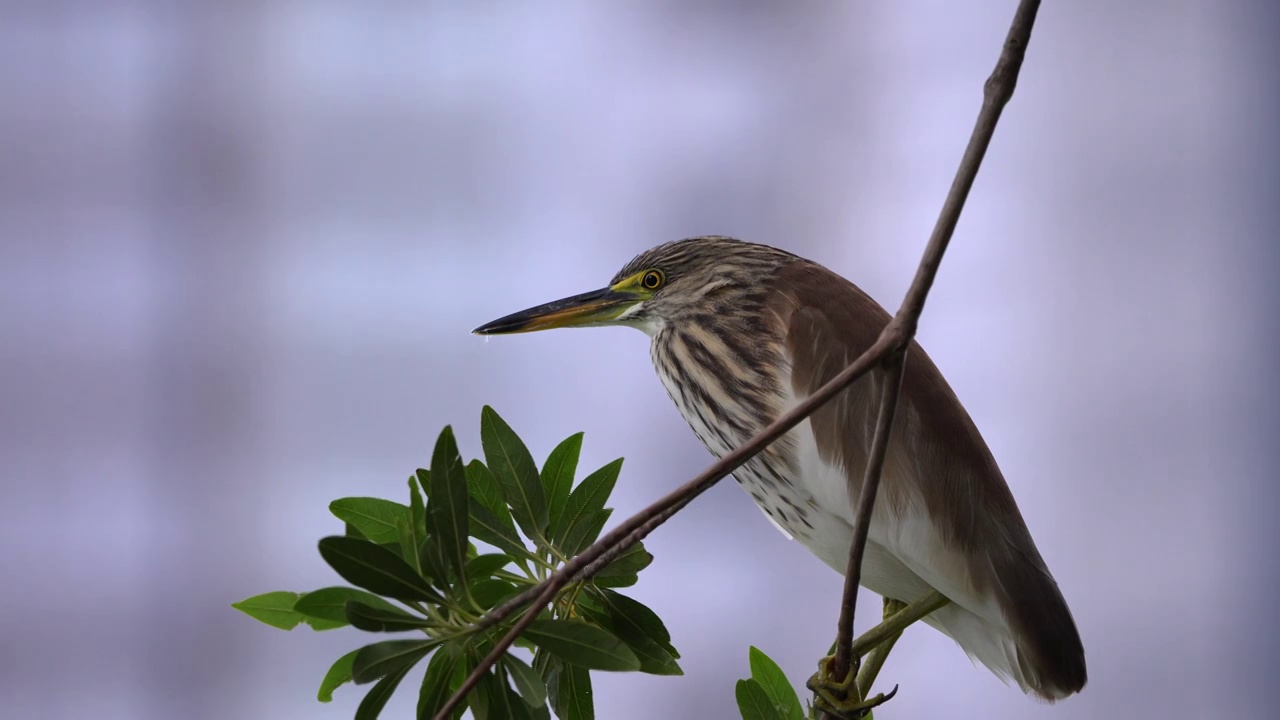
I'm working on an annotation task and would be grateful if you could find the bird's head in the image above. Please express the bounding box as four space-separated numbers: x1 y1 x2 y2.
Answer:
473 236 796 337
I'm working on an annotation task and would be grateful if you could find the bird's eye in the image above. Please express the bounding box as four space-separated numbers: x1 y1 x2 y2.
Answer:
641 270 664 290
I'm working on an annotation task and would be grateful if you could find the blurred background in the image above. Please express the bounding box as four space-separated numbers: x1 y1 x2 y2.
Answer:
2 1 1276 718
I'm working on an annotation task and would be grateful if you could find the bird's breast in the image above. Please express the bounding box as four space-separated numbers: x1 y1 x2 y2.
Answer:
650 338 830 546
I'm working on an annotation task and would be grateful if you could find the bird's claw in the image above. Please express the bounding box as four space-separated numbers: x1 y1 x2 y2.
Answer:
820 684 897 719
806 655 851 695
806 655 898 719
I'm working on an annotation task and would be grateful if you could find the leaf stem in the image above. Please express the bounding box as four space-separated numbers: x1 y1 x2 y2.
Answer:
493 570 537 586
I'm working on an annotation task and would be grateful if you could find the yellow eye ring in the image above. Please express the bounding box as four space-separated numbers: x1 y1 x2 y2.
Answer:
641 270 664 290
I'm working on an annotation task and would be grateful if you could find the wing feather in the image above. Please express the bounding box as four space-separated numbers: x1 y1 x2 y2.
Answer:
768 260 1086 699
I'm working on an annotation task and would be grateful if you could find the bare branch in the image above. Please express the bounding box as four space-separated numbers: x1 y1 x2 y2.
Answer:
437 2 1042 717
828 352 906 688
821 2 1042 715
896 0 1042 333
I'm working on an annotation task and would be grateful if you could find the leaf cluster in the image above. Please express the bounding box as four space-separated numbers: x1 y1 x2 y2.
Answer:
233 406 681 719
735 647 807 720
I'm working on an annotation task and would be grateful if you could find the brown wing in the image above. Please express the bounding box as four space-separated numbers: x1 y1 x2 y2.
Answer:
769 259 1086 698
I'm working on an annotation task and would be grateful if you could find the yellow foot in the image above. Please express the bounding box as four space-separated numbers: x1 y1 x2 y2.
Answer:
806 655 898 719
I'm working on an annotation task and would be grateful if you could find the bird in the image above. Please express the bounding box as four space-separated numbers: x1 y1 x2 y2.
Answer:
473 236 1086 704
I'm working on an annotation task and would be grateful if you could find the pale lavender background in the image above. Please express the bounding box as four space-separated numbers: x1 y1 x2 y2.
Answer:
2 1 1276 719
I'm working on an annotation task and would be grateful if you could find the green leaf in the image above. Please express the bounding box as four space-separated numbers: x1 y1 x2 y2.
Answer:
356 662 413 720
579 604 681 676
331 498 411 545
592 542 652 588
318 536 443 603
470 503 532 560
597 543 652 576
590 574 637 589
318 649 359 703
597 589 677 655
467 553 513 580
346 600 435 632
418 536 452 595
408 476 428 571
503 655 547 709
307 617 349 631
397 518 421 581
480 406 548 539
468 677 491 719
524 619 640 671
500 665 536 720
346 522 368 540
533 649 551 677
470 578 520 610
352 639 437 684
736 678 784 720
295 586 407 625
546 659 594 720
428 427 471 585
541 432 583 534
552 458 621 551
418 643 467 720
615 626 680 674
463 640 497 718
473 667 532 720
561 508 612 556
231 591 303 630
466 460 511 524
749 646 804 720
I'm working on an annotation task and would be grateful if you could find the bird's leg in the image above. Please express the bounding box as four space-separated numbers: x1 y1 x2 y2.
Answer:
807 597 905 719
854 597 909 704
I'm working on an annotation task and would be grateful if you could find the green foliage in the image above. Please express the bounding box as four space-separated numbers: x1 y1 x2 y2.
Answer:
736 679 784 720
542 658 594 720
480 406 548 539
231 591 308 631
318 649 359 702
417 644 467 719
541 432 583 532
330 498 411 545
523 619 641 672
736 647 806 720
428 427 471 585
232 406 680 719
293 587 406 627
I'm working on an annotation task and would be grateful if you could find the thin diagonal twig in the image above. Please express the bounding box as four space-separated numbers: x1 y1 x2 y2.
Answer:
820 2 1042 716
436 3 1043 717
828 352 906 688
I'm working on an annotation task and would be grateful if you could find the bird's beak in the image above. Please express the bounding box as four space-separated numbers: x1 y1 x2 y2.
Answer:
472 286 640 335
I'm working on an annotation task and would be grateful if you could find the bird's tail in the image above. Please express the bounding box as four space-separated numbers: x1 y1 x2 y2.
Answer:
924 553 1087 701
